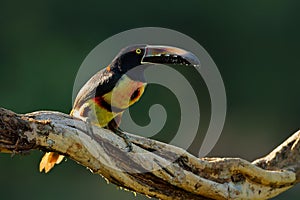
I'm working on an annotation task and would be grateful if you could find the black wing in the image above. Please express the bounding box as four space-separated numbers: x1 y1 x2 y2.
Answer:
73 68 122 109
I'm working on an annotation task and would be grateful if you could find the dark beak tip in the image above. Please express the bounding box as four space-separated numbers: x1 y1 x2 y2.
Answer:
193 63 201 68
191 57 201 67
183 53 201 67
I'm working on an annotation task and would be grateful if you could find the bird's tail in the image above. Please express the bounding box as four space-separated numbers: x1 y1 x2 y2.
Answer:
39 109 74 173
39 152 64 173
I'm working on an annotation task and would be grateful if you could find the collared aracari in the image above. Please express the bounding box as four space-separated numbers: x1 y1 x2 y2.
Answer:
39 44 200 173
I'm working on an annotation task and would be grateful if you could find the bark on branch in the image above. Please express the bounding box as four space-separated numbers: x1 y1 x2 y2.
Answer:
0 107 299 199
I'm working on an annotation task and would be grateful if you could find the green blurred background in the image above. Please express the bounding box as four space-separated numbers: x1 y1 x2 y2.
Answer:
0 0 299 199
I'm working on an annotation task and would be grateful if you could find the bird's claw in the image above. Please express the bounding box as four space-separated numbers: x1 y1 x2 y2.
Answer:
85 118 94 137
114 128 133 152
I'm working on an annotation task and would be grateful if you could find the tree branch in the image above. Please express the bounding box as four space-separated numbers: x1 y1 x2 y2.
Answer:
0 107 299 199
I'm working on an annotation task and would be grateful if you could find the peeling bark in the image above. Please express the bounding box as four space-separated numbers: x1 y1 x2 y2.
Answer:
0 108 299 199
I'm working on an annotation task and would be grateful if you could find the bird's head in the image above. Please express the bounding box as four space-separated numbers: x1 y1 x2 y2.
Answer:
109 44 200 82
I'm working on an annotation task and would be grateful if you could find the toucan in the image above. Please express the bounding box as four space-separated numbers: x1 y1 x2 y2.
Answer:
39 44 200 173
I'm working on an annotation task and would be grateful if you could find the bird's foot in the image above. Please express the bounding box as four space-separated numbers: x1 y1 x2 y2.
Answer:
85 118 94 137
113 128 133 152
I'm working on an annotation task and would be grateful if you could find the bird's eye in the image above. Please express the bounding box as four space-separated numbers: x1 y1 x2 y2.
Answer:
135 48 142 54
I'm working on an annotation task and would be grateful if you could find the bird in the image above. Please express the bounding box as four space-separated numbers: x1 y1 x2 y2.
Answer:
39 44 200 173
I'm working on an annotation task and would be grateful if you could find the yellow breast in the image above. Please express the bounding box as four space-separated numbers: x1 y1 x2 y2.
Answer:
102 75 146 109
71 75 146 127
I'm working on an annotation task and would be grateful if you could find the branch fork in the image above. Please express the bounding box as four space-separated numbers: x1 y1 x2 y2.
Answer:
0 108 299 199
